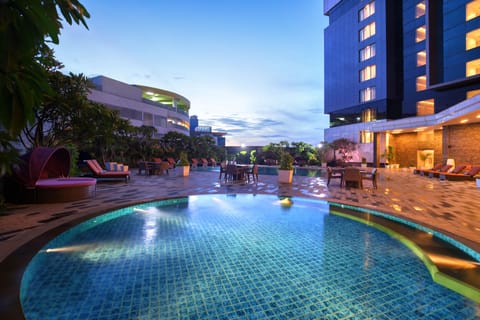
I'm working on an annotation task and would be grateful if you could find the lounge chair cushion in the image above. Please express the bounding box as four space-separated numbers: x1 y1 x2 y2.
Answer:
439 165 452 172
451 165 466 174
466 166 480 176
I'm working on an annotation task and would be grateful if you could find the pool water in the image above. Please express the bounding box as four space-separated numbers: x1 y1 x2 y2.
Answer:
21 195 479 319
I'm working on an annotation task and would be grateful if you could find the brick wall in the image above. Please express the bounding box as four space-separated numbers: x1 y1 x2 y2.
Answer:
393 130 443 167
444 123 480 165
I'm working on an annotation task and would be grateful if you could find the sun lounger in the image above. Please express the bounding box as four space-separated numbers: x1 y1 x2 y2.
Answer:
418 164 442 176
85 159 130 182
439 165 480 181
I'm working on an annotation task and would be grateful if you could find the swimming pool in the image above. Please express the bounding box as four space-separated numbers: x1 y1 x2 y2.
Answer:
20 194 479 319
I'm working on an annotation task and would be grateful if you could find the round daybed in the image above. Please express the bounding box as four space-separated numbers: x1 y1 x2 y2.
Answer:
35 177 96 203
5 147 97 203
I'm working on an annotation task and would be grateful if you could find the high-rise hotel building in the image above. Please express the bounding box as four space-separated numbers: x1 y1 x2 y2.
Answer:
324 0 480 167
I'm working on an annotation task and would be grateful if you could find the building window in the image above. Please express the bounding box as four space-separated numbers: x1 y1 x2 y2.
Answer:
466 58 480 76
416 75 427 91
416 50 426 66
143 112 153 126
415 1 426 18
359 1 375 21
466 28 480 50
467 89 480 98
416 99 434 116
361 108 376 122
360 22 376 41
466 0 480 21
416 26 426 42
360 43 376 61
360 65 376 82
154 115 167 127
360 87 376 102
360 130 373 143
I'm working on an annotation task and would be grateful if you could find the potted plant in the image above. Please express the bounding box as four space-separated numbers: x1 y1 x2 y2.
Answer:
177 151 190 177
383 146 397 168
278 152 294 183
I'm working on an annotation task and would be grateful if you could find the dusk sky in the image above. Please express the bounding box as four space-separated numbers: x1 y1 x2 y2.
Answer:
54 0 330 146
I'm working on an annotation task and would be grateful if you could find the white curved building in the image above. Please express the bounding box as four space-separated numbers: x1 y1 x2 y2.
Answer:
88 75 190 138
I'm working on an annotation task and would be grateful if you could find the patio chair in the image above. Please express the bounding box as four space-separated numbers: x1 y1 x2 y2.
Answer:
361 168 378 189
209 158 217 167
327 167 343 186
246 164 258 183
200 158 209 167
219 161 227 179
191 158 198 168
343 167 362 188
138 161 149 175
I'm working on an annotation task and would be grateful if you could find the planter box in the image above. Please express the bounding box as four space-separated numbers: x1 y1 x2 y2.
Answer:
278 169 293 183
179 166 190 177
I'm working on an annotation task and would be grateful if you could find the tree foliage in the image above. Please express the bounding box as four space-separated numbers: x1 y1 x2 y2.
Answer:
1 0 90 137
331 138 357 163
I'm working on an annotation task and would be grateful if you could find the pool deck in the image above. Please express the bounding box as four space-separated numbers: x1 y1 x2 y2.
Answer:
1 167 479 317
2 167 479 262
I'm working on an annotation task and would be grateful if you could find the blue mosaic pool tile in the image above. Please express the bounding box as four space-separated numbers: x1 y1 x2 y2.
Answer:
21 195 480 319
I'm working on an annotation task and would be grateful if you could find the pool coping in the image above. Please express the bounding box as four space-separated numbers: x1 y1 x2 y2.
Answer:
1 193 479 318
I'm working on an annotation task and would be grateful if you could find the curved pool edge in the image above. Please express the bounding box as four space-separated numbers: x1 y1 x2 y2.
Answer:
1 193 479 319
0 195 189 320
330 209 480 303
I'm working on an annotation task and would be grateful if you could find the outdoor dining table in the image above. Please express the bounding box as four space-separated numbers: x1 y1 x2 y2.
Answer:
225 164 251 182
138 161 170 175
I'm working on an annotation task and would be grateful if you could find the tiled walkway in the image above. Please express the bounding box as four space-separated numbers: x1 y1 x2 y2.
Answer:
1 168 479 263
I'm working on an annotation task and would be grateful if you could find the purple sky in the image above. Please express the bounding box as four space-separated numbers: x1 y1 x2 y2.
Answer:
54 0 330 146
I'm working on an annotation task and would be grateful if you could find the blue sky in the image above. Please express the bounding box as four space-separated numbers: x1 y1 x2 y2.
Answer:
54 0 330 146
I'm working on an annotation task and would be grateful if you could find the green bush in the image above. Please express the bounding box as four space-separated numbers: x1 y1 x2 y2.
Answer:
178 152 189 166
279 152 294 170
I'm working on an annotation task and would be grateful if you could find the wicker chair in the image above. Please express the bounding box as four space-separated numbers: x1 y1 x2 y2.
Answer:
327 167 343 186
343 167 362 188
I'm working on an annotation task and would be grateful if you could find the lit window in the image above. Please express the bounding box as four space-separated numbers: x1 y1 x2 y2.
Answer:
417 50 426 66
416 75 427 91
466 28 480 50
466 0 480 21
416 99 434 116
360 43 376 61
467 89 480 98
359 1 375 21
416 1 426 18
360 65 376 82
360 22 376 41
360 87 376 102
416 26 426 42
360 130 373 143
361 108 376 122
466 58 480 76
